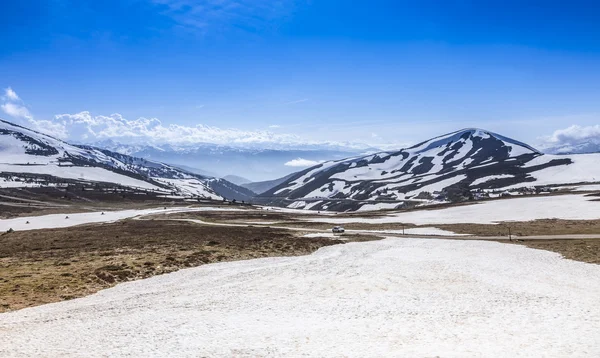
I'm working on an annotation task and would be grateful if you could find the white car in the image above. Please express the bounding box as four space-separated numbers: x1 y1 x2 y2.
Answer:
332 226 345 233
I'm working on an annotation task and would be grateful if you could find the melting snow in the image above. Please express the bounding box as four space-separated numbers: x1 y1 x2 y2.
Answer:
302 232 338 238
352 227 467 236
510 153 600 188
307 194 600 225
1 238 598 356
471 174 515 186
356 202 401 211
0 207 244 232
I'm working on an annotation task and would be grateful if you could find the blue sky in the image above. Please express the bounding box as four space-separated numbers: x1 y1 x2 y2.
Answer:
2 0 600 151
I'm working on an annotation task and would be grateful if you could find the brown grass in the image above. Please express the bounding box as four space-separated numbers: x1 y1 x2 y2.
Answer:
0 220 345 312
438 219 600 236
513 239 600 265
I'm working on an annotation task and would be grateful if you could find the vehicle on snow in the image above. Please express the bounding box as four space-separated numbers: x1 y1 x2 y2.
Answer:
332 226 345 233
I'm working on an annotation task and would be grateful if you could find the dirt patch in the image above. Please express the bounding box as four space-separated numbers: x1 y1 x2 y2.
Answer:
0 220 344 312
438 219 600 236
0 204 96 219
513 239 600 265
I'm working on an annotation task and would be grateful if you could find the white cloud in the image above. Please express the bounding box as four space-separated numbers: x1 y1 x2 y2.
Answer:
541 124 600 154
1 87 32 120
40 111 316 147
1 102 32 120
548 124 600 143
0 101 376 150
284 158 324 167
0 87 380 151
4 87 20 101
268 124 281 129
25 111 375 150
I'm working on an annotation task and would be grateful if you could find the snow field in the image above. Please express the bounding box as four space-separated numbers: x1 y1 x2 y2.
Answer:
350 227 467 236
302 232 338 238
403 174 466 198
509 153 600 189
0 163 162 191
1 238 598 357
260 206 336 215
567 184 600 192
307 194 600 225
356 202 401 211
471 174 515 186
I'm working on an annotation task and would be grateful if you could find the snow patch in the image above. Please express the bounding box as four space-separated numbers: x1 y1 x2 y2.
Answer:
0 207 243 232
307 194 600 225
471 174 515 186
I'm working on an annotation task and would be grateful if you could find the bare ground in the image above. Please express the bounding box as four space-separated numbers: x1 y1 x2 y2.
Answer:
512 239 600 265
437 219 600 237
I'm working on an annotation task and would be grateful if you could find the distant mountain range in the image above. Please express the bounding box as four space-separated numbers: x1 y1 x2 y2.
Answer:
91 139 372 182
2 119 600 211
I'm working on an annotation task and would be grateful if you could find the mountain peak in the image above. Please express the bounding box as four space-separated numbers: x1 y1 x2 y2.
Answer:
407 128 541 156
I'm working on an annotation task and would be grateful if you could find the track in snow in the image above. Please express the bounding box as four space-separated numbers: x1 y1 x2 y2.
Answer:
1 238 599 357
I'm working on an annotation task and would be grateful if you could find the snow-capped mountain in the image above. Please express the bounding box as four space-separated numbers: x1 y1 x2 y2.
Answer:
0 119 254 201
259 128 600 210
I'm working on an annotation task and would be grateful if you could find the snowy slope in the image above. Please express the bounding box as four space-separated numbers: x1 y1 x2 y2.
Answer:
0 119 252 200
306 194 600 225
261 128 599 209
1 238 598 356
